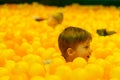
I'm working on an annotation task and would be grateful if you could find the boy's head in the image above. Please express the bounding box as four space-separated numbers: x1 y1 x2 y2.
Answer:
58 26 92 62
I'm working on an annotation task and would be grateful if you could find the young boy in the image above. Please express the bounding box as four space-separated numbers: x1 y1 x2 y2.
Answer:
58 26 92 62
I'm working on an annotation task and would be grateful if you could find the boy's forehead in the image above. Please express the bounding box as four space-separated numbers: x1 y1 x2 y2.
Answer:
79 39 91 45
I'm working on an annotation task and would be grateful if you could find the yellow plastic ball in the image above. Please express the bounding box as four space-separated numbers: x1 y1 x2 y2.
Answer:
31 76 45 80
29 63 45 77
73 57 87 68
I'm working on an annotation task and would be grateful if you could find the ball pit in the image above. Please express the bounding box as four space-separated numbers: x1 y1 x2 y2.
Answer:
0 2 120 80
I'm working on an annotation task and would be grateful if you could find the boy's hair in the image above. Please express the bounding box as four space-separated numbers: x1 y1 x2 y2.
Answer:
58 26 92 59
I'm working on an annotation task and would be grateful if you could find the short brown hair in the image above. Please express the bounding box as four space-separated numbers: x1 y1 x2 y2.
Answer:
58 26 92 59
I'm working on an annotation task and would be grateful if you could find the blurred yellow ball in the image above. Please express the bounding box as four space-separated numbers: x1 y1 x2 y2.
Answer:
110 78 119 80
49 57 65 74
0 57 6 67
85 64 104 80
55 65 72 80
0 67 9 77
22 54 43 65
5 60 15 72
1 49 15 59
73 57 87 68
72 68 88 80
110 66 120 79
10 73 28 80
12 61 29 74
31 76 45 80
29 63 45 77
0 76 9 80
45 75 61 80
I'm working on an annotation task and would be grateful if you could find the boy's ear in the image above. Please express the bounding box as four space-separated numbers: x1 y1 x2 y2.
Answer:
67 48 74 56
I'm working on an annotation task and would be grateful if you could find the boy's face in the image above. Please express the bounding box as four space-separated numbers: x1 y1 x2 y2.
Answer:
71 39 91 61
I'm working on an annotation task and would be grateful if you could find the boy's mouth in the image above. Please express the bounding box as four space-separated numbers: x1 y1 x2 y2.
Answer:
87 56 90 58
